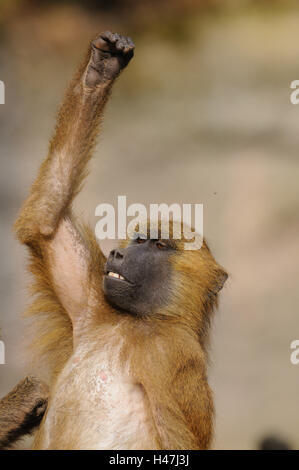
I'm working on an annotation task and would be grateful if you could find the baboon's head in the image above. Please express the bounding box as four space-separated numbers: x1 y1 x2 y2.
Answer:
103 220 227 328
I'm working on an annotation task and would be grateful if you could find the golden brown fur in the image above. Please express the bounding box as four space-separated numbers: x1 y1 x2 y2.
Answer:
13 32 227 449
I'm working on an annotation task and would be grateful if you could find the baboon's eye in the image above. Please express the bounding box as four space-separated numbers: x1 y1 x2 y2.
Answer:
155 241 167 250
136 236 147 244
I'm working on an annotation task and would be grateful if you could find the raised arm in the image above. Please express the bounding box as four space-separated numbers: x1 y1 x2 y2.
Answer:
15 32 134 245
13 33 134 327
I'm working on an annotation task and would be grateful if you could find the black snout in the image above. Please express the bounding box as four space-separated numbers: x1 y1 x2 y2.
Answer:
103 239 172 316
106 248 126 274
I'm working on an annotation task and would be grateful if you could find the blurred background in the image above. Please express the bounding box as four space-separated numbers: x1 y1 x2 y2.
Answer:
0 0 299 450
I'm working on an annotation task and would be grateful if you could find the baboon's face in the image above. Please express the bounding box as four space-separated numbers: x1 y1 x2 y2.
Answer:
103 236 174 316
103 221 227 319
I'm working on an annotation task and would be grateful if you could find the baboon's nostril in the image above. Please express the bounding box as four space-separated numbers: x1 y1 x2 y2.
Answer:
110 249 124 260
114 249 124 260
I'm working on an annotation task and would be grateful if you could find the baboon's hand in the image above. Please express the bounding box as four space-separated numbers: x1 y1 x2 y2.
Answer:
85 31 135 87
5 375 49 424
0 376 49 448
20 376 49 422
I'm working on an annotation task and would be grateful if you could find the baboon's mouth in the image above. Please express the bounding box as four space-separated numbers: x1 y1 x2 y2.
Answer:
105 271 133 284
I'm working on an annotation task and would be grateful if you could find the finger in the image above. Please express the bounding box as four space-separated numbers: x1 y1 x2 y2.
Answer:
93 36 109 51
102 31 117 43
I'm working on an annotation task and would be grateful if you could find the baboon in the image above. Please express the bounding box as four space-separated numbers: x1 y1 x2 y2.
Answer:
12 31 227 449
0 376 48 449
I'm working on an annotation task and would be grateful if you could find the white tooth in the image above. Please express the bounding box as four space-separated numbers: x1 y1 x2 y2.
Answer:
108 272 122 279
119 275 124 280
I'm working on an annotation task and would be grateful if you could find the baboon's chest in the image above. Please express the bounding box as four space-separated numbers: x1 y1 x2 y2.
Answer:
37 346 156 449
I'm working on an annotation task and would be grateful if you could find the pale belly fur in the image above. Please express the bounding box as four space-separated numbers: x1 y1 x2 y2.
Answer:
34 344 157 450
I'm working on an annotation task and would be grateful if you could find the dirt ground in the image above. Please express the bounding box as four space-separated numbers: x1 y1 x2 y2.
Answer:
0 2 299 449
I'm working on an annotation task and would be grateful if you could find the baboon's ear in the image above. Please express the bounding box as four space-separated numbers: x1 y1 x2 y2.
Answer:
213 269 228 294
